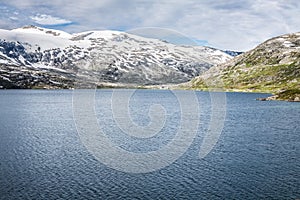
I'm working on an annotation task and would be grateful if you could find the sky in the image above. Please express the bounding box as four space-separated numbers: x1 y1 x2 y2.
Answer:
0 0 300 51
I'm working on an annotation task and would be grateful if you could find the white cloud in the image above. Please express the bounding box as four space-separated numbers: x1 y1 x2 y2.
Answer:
9 16 18 21
30 14 72 25
1 0 300 51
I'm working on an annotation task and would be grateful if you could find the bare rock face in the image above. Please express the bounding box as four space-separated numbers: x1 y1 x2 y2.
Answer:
0 26 232 89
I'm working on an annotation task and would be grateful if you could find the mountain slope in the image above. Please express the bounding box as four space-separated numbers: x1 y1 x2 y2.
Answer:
189 32 300 101
0 25 232 89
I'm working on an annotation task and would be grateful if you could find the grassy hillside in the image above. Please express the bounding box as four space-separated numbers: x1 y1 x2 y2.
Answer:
189 32 300 101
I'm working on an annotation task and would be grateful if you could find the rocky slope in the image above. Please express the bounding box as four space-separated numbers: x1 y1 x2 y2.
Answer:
189 32 300 101
0 25 232 89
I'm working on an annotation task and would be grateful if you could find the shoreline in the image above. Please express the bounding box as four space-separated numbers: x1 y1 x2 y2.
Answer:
2 84 299 102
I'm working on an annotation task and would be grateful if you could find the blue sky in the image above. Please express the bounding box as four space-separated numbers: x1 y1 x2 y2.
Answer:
1 0 300 51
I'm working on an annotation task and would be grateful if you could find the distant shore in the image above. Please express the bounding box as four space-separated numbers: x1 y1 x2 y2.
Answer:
1 82 299 102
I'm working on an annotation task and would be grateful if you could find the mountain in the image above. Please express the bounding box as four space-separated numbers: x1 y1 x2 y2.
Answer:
189 32 300 101
222 50 243 57
0 25 232 89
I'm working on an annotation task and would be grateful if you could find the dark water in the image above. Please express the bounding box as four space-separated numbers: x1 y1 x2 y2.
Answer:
0 89 299 199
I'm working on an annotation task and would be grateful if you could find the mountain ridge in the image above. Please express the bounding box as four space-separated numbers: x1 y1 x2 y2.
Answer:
0 25 232 89
188 31 300 101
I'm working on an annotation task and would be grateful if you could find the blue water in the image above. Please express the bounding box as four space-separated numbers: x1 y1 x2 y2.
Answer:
0 89 299 199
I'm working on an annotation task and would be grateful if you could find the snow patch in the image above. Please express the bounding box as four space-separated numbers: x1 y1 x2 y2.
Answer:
73 30 122 40
12 26 72 39
283 41 293 47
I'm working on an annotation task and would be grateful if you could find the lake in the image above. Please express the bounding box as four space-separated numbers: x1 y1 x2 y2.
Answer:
0 89 299 199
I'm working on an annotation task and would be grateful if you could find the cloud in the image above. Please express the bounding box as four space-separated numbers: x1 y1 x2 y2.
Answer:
30 14 72 26
9 16 18 21
1 0 300 51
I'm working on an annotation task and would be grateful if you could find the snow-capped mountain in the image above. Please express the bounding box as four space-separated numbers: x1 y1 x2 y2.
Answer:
222 50 243 57
0 25 232 88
